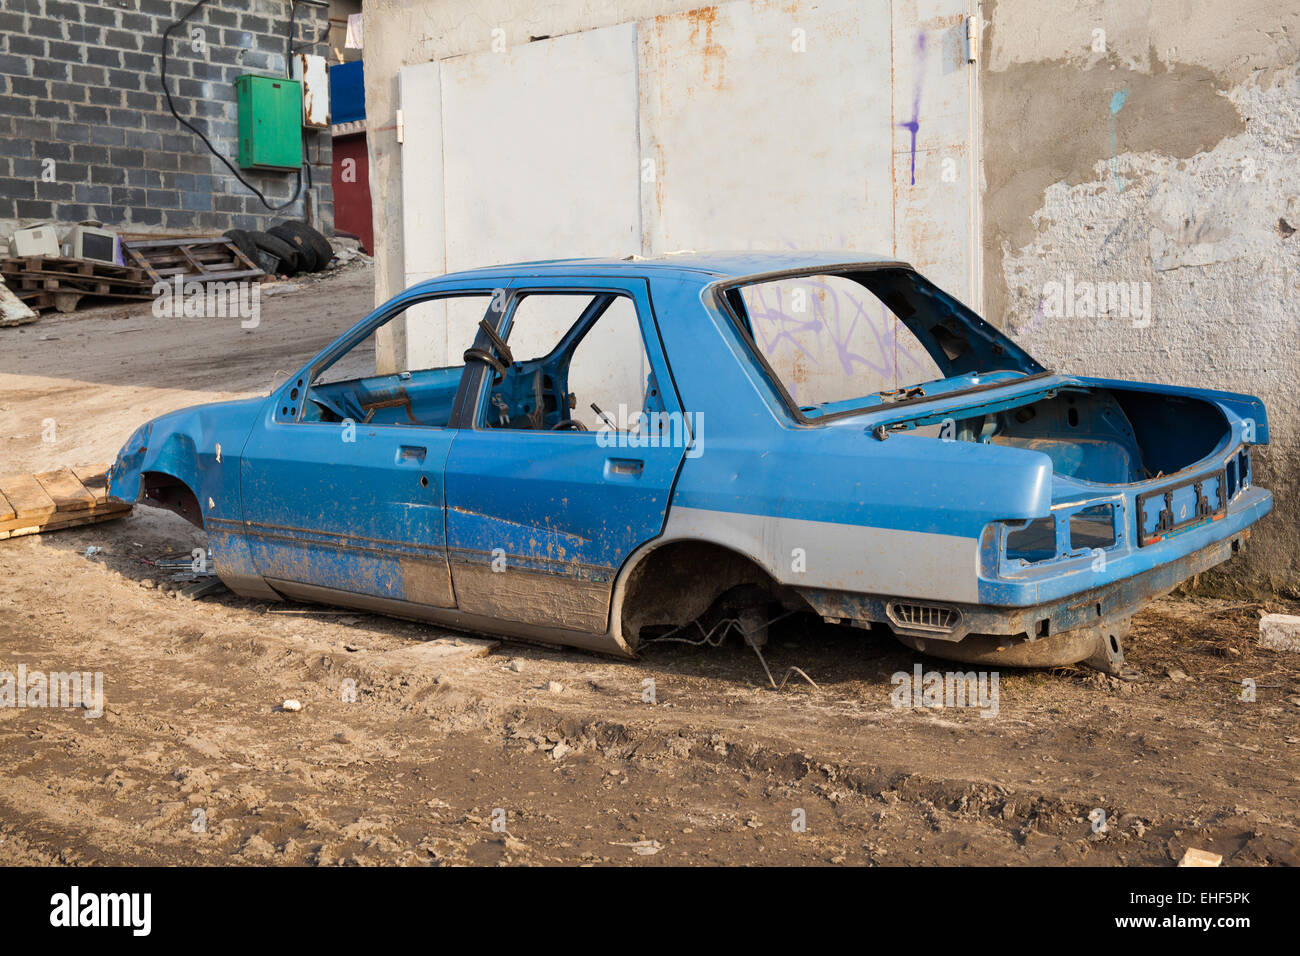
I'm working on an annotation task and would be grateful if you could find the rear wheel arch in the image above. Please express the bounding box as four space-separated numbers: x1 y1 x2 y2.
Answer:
612 537 804 650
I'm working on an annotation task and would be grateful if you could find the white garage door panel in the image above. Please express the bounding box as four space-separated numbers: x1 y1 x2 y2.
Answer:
439 24 641 272
399 61 445 280
638 0 895 254
891 2 977 305
395 62 446 373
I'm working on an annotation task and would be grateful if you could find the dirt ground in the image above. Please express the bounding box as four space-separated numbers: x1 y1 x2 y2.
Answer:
1 265 1298 866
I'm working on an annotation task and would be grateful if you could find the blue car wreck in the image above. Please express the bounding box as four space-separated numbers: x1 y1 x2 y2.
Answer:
109 252 1272 674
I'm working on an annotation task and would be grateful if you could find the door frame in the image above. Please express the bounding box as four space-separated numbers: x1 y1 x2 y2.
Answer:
442 273 691 637
454 275 688 442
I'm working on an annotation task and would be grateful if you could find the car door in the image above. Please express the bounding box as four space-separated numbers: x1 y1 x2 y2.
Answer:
239 284 501 610
443 276 690 634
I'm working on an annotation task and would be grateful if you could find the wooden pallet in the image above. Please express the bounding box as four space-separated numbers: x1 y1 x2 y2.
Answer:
0 464 132 540
122 237 264 284
6 288 157 313
0 256 155 314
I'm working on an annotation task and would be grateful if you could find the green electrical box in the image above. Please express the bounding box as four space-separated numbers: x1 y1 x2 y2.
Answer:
235 74 304 171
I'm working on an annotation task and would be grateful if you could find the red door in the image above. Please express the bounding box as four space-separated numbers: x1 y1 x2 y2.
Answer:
331 132 373 254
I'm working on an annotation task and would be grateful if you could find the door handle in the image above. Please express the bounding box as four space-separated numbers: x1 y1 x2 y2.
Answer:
605 458 644 478
397 445 427 463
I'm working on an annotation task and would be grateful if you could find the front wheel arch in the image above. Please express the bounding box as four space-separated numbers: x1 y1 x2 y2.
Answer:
140 471 204 529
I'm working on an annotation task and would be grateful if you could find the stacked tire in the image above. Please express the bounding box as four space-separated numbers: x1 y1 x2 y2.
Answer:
223 220 334 278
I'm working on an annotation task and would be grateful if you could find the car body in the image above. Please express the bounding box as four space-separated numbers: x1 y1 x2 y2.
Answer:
109 252 1271 672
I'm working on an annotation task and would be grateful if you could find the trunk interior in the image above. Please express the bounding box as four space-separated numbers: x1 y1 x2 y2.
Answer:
984 387 1229 485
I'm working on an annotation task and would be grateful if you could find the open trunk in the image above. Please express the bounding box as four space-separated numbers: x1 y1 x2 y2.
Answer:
986 386 1230 485
866 376 1257 575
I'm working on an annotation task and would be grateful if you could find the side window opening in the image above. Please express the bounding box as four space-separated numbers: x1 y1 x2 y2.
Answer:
481 292 659 432
301 292 495 428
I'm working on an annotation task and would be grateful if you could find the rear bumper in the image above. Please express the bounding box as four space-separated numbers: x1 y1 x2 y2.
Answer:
976 484 1271 607
911 525 1251 644
796 509 1260 645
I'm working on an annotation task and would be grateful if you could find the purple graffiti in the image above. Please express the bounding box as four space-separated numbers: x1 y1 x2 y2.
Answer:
742 277 935 405
896 33 926 186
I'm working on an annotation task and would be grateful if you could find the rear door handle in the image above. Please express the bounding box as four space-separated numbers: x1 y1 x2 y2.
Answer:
605 458 644 478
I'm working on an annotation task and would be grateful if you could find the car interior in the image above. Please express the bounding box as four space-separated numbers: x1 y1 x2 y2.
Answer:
300 290 663 433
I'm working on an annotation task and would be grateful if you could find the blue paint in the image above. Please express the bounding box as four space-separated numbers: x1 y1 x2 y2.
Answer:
329 59 365 125
1109 87 1129 191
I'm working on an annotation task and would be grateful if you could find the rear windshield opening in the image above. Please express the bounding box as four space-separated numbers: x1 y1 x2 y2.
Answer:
721 267 1044 421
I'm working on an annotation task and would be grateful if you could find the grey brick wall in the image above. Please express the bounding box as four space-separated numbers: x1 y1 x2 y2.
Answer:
0 0 333 236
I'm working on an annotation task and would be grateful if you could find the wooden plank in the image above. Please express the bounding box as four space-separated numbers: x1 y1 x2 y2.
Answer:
71 464 111 505
0 463 130 538
145 253 240 266
0 257 152 316
178 246 206 275
125 237 248 250
0 257 142 280
122 246 161 283
120 239 264 286
34 467 96 512
18 289 158 312
230 244 258 271
0 276 37 327
146 267 263 282
0 502 131 539
0 474 57 521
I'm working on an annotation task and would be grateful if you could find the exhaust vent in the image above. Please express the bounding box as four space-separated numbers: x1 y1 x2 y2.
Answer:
886 602 962 634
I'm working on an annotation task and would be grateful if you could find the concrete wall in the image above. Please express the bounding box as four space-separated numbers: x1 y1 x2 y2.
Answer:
0 0 332 236
981 0 1300 592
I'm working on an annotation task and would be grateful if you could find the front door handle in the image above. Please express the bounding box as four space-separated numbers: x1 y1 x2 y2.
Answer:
398 445 427 463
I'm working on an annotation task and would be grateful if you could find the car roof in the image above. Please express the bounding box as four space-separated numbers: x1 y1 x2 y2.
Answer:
433 251 908 285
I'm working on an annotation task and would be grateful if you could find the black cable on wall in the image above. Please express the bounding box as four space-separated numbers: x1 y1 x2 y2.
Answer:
159 0 330 213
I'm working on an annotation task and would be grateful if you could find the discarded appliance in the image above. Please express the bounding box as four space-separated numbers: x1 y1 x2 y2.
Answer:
66 223 121 265
10 223 60 258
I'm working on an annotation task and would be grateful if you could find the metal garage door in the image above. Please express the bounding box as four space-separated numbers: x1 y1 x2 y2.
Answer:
398 0 979 373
